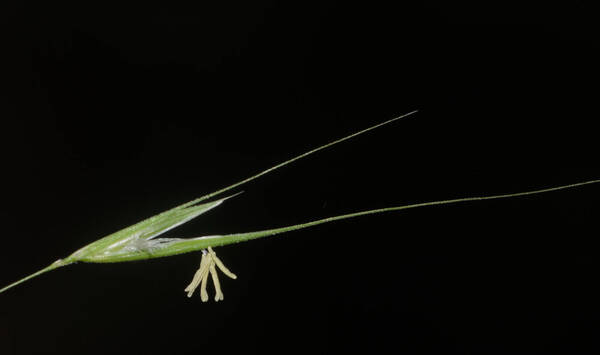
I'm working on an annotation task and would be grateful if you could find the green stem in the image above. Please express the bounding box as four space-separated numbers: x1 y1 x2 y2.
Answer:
0 259 70 294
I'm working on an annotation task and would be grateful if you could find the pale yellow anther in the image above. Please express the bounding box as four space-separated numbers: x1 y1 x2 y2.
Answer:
199 265 210 302
184 251 211 298
209 263 223 301
185 247 236 302
184 269 202 297
208 247 238 279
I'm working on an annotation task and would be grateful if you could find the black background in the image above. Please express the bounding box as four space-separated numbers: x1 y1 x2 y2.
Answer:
1 2 600 354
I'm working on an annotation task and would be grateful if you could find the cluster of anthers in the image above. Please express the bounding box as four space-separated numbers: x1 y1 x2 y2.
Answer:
184 247 237 301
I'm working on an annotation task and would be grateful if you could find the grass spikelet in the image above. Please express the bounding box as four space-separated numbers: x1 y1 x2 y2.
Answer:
1 110 599 301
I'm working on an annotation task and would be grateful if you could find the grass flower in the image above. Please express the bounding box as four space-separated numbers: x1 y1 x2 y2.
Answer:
1 110 599 301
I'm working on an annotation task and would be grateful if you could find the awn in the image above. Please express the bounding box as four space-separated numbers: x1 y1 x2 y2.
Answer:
1 110 598 301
